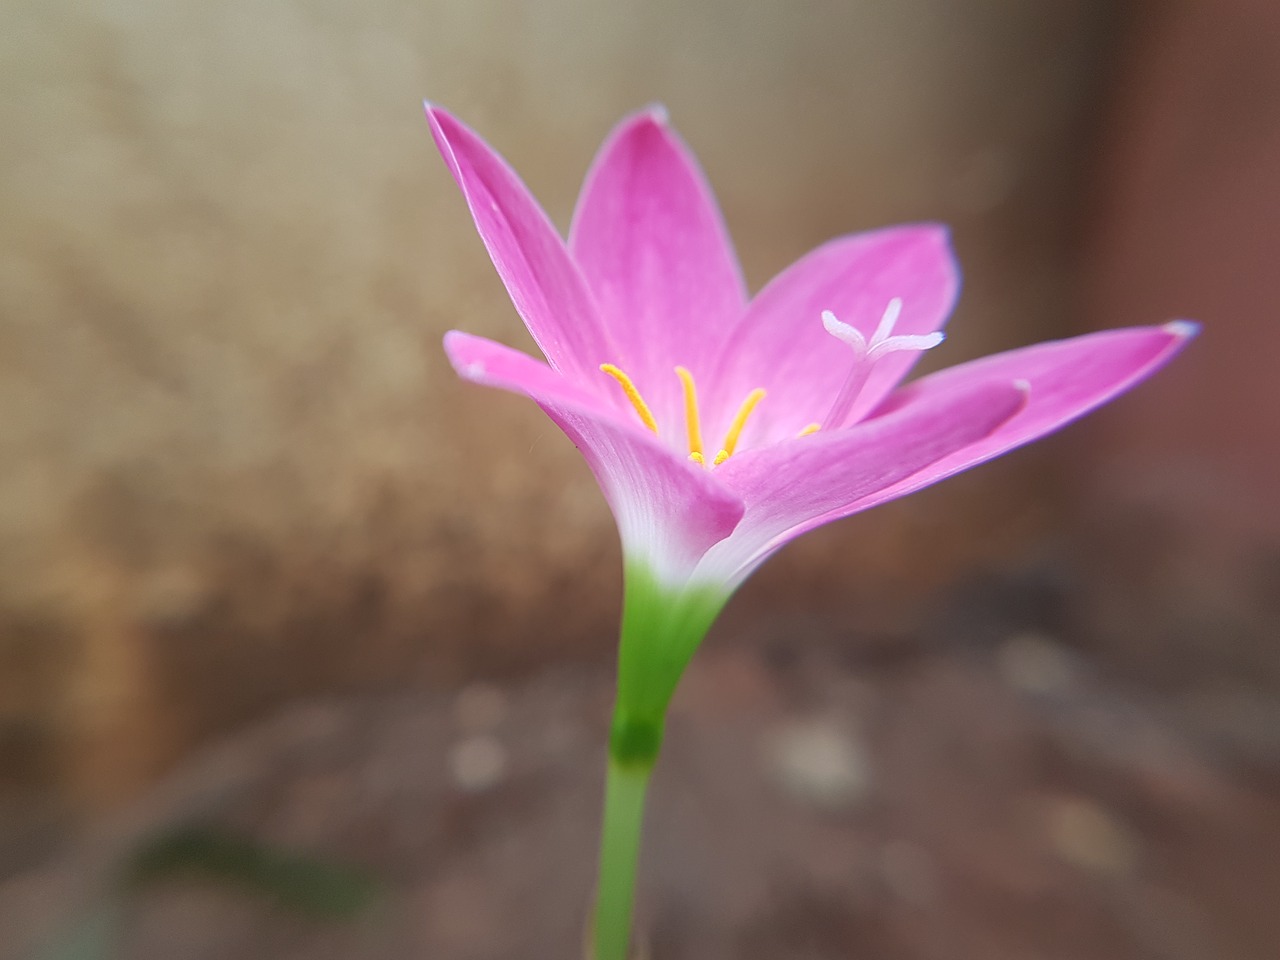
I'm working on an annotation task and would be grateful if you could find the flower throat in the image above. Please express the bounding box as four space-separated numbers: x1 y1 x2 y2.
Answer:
600 299 943 467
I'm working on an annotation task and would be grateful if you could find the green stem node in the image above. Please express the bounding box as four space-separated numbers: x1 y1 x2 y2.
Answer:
608 712 663 768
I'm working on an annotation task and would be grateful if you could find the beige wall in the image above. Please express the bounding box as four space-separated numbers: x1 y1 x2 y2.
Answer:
0 0 1116 819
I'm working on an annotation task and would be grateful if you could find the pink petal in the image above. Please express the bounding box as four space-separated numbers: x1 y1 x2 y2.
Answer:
758 322 1198 565
426 105 613 386
703 375 1028 583
443 329 610 414
709 225 959 445
866 321 1199 500
443 331 744 584
569 106 747 433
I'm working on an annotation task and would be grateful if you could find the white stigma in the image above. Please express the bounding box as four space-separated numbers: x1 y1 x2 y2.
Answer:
871 296 904 345
822 299 944 363
821 309 868 356
819 298 945 429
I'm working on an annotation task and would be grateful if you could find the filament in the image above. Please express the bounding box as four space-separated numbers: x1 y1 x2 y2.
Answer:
674 366 704 460
599 364 658 434
714 388 766 464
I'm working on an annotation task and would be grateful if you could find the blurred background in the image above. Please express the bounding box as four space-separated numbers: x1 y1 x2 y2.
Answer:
3 0 1279 957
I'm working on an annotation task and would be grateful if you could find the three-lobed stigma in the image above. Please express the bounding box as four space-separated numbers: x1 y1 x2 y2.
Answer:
820 298 943 429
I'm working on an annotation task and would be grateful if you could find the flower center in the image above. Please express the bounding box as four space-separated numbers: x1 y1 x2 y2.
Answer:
598 299 942 465
599 364 766 468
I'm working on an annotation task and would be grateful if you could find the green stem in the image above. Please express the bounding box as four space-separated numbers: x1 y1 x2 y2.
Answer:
592 756 653 960
590 562 729 958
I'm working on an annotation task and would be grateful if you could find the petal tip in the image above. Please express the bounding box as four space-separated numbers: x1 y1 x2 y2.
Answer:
905 221 954 252
441 330 481 378
423 103 470 155
423 103 460 167
642 102 670 126
926 221 953 241
1163 319 1201 340
422 101 448 128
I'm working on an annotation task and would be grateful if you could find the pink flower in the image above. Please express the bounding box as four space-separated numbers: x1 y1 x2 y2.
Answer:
428 105 1195 956
428 102 1193 616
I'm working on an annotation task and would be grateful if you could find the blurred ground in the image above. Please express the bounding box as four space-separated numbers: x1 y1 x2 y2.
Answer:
4 586 1279 960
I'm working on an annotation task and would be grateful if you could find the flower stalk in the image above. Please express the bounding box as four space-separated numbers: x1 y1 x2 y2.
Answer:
589 563 728 957
593 755 652 960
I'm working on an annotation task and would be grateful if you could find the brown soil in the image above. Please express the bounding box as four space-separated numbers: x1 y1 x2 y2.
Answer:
3 624 1279 960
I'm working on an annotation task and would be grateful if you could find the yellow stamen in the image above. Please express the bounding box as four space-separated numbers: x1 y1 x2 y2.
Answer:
674 366 704 459
600 362 770 470
716 388 766 462
600 364 658 433
797 422 821 438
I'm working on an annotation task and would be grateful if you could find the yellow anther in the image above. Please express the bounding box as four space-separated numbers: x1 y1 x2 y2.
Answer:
600 363 658 434
601 362 768 470
719 388 766 460
797 422 821 438
674 366 705 460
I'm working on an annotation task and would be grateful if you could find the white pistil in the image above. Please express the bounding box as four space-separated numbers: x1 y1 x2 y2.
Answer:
820 298 945 429
869 296 904 349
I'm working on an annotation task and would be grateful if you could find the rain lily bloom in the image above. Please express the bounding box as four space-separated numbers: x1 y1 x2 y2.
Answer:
425 103 1194 960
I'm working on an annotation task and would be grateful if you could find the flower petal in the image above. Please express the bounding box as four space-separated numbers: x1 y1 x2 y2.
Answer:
866 321 1199 500
701 375 1029 585
739 322 1198 577
569 106 747 433
443 331 745 585
426 105 613 386
709 225 959 444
